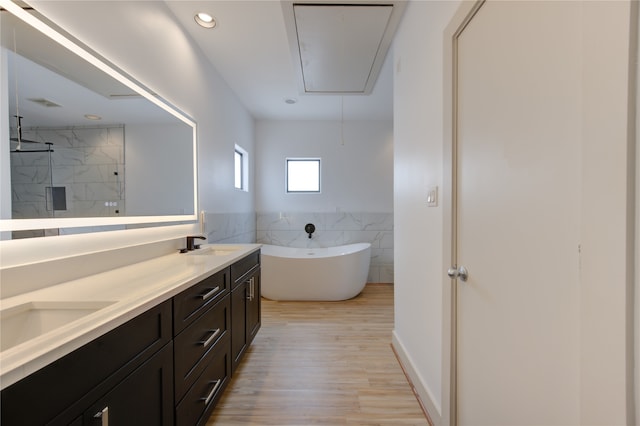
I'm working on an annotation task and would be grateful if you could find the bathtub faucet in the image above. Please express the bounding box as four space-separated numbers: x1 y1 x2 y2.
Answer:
305 223 316 239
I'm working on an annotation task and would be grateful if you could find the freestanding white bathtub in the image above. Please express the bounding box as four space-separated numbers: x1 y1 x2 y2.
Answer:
260 243 371 301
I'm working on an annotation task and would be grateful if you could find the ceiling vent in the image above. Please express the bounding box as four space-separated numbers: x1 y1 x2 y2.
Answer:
28 97 61 107
281 1 406 95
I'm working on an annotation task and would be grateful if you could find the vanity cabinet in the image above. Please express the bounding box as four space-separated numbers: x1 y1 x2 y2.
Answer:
230 251 261 373
0 249 261 426
172 268 231 425
0 300 173 425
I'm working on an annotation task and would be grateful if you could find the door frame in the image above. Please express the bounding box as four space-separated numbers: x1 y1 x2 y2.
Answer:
441 2 484 424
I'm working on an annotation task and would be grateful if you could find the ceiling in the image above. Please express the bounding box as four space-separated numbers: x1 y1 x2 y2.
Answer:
5 1 404 126
164 1 405 121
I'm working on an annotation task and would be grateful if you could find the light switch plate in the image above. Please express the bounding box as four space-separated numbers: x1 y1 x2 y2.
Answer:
427 186 438 207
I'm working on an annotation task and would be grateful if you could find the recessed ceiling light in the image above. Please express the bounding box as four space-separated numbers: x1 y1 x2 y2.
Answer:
195 12 216 29
284 98 297 105
84 114 102 120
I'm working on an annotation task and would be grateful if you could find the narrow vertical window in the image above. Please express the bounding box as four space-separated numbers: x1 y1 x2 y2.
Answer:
286 158 321 193
234 144 248 191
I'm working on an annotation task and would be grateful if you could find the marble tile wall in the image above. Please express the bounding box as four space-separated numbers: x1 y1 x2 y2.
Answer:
10 126 125 221
256 212 394 283
204 212 256 244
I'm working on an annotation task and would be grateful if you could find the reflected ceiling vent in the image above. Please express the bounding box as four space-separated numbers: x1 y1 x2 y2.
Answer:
281 1 406 95
28 97 61 107
108 93 146 99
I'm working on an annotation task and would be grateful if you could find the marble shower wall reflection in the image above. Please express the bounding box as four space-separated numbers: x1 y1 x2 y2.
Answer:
257 212 394 283
10 126 125 224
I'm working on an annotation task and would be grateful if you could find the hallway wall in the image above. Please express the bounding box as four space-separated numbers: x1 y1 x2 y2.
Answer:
392 1 462 419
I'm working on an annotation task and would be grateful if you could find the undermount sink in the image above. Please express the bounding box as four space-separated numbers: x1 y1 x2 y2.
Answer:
1 300 115 352
188 245 241 256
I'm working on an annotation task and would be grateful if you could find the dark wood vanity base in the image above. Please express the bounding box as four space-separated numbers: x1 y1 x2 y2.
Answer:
0 250 261 426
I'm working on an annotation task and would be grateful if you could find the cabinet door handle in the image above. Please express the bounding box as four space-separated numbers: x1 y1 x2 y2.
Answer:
245 277 252 301
201 328 221 347
202 379 222 405
93 406 109 426
200 286 220 301
245 277 255 301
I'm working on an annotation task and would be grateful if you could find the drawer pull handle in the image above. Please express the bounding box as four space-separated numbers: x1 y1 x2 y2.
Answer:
202 379 222 405
93 406 109 426
201 328 221 347
200 286 220 301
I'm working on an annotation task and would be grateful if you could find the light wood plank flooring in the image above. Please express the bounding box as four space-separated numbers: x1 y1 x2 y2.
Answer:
206 284 429 425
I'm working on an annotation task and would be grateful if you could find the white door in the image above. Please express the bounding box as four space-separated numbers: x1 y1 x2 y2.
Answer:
454 1 582 424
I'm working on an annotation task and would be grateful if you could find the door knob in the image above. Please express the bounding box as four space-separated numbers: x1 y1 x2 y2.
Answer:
447 265 469 282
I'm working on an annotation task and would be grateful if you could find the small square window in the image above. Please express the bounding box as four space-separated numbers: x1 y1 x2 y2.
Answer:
286 158 320 193
235 145 248 191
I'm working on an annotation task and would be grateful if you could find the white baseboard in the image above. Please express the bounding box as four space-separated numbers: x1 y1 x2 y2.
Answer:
391 331 442 426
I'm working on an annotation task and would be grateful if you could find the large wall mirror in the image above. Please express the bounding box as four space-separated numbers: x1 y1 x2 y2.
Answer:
0 1 197 239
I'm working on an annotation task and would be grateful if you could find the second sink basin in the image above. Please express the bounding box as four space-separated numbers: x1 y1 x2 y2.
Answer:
1 300 115 352
188 245 241 256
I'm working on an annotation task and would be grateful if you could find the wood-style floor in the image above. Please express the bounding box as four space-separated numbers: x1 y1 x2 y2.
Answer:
206 283 429 425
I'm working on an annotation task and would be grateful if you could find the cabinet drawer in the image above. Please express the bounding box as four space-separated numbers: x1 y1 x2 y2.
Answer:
175 336 230 426
174 268 228 334
230 250 260 287
174 295 230 402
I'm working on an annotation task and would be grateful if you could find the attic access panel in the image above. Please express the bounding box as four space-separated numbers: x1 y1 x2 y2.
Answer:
283 2 402 95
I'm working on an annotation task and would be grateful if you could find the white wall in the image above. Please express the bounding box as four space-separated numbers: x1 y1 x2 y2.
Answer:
2 0 255 262
392 1 462 420
255 120 393 213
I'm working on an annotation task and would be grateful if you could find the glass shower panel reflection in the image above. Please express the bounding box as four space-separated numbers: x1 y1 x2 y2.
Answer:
10 144 56 219
10 126 125 222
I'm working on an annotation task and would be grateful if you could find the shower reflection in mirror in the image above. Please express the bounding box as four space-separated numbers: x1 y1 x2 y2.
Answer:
9 118 125 222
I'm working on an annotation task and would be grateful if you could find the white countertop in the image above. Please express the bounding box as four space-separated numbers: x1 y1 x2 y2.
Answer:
0 243 261 390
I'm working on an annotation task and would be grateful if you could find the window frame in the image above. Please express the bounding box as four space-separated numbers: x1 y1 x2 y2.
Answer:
234 144 249 192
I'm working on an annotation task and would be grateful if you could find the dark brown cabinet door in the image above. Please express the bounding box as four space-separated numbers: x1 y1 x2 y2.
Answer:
246 268 261 346
230 265 261 374
84 343 174 425
230 282 248 373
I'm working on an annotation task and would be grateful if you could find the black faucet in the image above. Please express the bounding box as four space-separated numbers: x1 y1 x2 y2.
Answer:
304 223 316 239
186 235 206 251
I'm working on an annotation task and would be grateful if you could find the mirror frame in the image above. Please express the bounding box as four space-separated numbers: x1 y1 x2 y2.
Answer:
0 0 198 234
